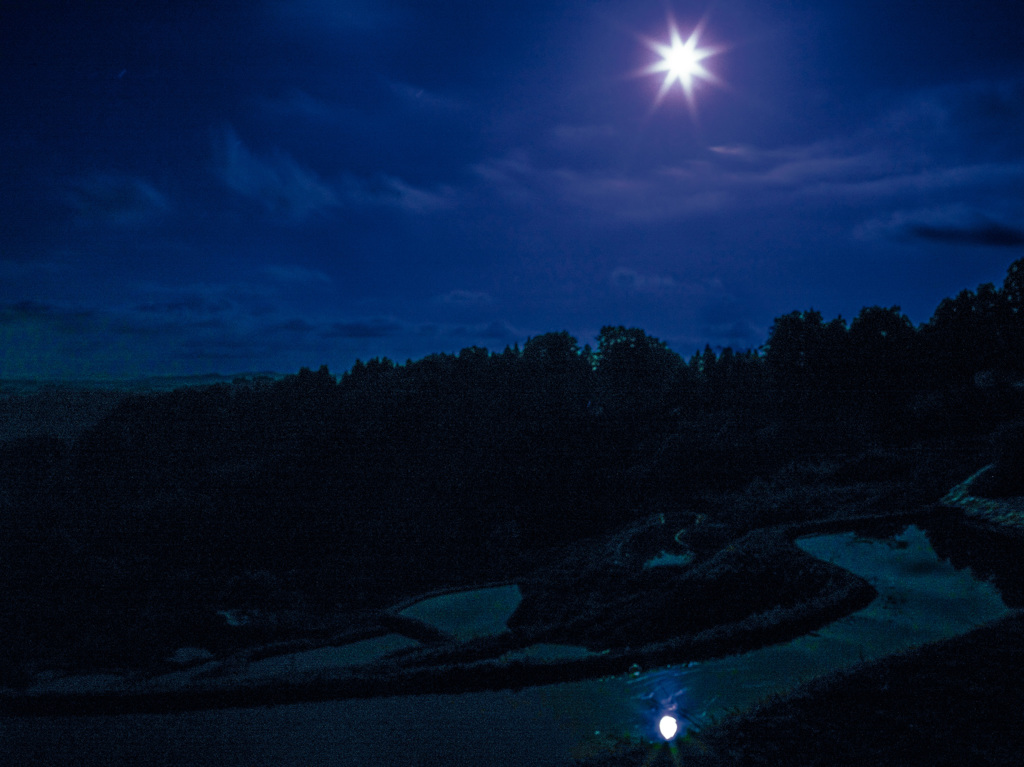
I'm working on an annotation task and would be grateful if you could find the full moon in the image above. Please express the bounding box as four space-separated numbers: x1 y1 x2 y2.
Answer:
641 18 721 109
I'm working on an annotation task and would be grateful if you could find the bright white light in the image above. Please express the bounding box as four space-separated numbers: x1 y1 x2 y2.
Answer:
662 31 706 86
658 714 679 740
640 16 722 111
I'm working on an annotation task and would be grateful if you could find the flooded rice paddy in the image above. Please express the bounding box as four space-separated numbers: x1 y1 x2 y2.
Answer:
1 525 1011 766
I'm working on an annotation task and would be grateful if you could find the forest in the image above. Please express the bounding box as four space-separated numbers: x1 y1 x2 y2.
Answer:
2 257 1024 683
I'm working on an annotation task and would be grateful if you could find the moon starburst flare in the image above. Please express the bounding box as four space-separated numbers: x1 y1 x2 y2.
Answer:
641 17 723 111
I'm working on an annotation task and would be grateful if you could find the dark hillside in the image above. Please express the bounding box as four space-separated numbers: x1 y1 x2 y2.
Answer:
2 258 1024 681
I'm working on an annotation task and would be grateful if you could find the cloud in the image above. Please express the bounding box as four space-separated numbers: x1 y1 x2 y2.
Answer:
389 81 463 112
90 282 281 352
675 323 763 354
471 153 732 223
479 320 518 340
133 297 234 318
258 90 368 124
756 153 893 188
609 267 679 295
878 79 1024 161
857 205 1024 247
435 289 493 307
261 265 333 285
468 78 1024 234
0 300 96 329
219 127 456 219
340 173 457 213
665 318 765 356
448 319 521 343
0 289 411 378
710 321 763 347
219 127 340 221
131 281 275 317
63 173 168 227
268 318 317 334
1 288 525 378
472 136 900 225
708 145 756 159
548 124 617 151
322 318 403 338
1 286 523 378
709 142 891 185
800 161 1024 203
776 79 1024 206
911 222 1024 247
695 292 766 350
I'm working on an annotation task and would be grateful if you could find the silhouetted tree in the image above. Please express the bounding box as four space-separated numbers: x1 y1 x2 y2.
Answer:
922 284 1004 384
763 309 848 411
520 331 592 419
847 305 918 419
594 325 682 423
1000 257 1024 372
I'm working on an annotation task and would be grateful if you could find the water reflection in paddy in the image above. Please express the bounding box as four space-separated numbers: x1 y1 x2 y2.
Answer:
399 584 522 641
2 525 1010 767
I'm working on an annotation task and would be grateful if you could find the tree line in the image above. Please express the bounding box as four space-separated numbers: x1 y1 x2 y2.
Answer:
4 258 1024 614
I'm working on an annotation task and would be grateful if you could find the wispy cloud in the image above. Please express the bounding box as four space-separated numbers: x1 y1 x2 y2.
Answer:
218 127 456 219
435 289 493 307
389 81 464 112
322 318 403 338
609 267 680 296
471 153 732 223
471 77 1024 233
0 299 96 329
129 282 276 323
912 221 1024 247
258 90 370 124
339 173 457 213
449 319 521 342
219 127 340 221
548 123 617 151
62 172 169 227
858 205 1024 247
0 293 396 377
267 318 317 334
261 264 333 285
801 161 1024 202
133 295 234 317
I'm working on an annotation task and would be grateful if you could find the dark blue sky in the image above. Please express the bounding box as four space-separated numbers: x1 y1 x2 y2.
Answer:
2 0 1023 379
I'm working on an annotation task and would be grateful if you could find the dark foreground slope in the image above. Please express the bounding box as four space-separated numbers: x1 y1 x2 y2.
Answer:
701 611 1024 767
577 611 1024 767
577 517 1024 767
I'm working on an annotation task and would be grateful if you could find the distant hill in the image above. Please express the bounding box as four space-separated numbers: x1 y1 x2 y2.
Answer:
0 371 282 396
0 372 282 441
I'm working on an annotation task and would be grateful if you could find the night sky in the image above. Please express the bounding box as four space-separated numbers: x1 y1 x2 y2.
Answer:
3 1 1023 379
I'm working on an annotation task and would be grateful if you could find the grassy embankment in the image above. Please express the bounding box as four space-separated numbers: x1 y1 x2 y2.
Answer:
0 509 928 716
0 437 998 717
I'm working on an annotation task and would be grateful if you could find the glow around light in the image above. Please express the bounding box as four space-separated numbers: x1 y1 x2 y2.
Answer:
658 714 679 741
641 16 722 111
